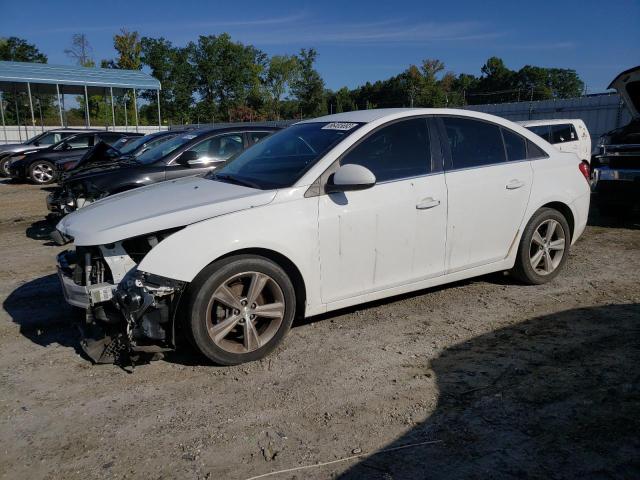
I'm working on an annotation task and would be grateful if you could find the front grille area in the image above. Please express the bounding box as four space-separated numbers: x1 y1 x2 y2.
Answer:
70 247 114 286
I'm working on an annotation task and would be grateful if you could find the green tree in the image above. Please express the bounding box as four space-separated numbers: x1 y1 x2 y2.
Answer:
190 34 266 122
0 37 47 62
113 29 142 70
141 37 196 124
265 54 299 119
291 48 325 117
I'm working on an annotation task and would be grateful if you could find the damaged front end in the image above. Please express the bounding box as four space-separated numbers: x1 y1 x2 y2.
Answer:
47 182 104 217
56 230 185 365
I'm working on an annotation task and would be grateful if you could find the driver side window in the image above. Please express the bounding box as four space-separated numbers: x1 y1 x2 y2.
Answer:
341 118 430 182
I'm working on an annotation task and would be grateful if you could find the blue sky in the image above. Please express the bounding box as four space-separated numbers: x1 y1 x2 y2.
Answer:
3 0 639 92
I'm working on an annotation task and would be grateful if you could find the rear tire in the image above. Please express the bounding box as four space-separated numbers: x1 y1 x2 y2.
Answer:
511 208 571 285
185 255 296 365
29 160 56 185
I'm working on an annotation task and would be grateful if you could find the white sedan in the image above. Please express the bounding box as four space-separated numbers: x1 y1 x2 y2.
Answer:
55 108 591 365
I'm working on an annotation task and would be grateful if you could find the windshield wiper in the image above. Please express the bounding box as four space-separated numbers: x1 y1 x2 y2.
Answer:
213 173 261 189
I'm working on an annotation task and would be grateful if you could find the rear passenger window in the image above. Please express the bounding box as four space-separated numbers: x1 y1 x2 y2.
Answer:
526 140 548 159
527 125 551 142
502 128 527 162
442 117 505 169
550 124 577 144
341 118 430 182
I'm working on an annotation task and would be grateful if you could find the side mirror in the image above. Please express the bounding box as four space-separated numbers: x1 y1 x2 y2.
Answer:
326 164 376 193
33 141 40 147
176 150 200 166
61 142 72 151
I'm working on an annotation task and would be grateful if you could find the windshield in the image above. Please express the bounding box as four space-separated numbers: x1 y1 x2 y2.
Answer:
209 122 362 189
136 133 197 164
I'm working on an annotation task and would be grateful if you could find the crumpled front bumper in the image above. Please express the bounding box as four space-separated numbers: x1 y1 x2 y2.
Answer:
57 251 114 309
56 249 185 365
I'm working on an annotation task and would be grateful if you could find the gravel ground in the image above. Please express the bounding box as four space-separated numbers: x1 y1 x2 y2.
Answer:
0 180 638 480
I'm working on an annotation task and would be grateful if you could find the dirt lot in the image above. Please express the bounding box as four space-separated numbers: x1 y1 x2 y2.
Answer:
0 180 639 480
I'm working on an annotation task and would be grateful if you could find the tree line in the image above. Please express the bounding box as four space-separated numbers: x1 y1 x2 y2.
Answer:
0 34 585 127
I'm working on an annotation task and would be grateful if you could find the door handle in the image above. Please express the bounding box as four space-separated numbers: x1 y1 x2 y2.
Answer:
506 179 525 190
416 197 441 210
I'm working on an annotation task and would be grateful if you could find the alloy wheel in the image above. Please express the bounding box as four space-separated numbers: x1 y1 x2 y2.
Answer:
205 271 285 354
529 219 566 275
31 163 54 183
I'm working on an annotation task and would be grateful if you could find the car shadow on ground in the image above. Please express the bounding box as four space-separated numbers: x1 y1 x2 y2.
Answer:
338 303 640 479
25 218 58 244
588 195 640 230
3 273 86 358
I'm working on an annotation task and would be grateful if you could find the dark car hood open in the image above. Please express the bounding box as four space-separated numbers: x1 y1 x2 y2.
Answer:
70 142 120 170
64 160 141 185
609 66 640 119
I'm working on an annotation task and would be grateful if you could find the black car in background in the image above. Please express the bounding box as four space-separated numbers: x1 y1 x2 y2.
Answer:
47 125 280 216
61 130 182 176
8 131 142 184
0 128 96 176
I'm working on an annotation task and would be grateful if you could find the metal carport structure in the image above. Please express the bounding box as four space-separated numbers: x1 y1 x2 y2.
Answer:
0 61 161 142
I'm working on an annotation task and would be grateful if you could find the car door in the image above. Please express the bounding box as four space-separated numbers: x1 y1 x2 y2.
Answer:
165 132 245 180
53 133 95 162
439 116 533 273
318 117 448 304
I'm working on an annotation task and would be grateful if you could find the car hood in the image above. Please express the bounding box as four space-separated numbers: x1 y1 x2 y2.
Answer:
56 175 277 246
0 143 24 153
609 66 640 118
64 159 139 182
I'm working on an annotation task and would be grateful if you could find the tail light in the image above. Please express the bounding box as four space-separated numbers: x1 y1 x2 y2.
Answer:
578 161 590 182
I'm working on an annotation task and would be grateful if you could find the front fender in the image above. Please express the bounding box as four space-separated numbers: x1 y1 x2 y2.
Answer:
137 196 322 311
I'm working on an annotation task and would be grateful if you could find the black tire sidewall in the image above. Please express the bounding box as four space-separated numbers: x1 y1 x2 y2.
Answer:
514 208 571 285
186 255 296 365
29 160 56 185
0 157 10 177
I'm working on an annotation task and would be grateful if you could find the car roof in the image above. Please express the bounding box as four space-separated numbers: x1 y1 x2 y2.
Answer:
517 119 585 127
182 124 285 136
295 108 531 125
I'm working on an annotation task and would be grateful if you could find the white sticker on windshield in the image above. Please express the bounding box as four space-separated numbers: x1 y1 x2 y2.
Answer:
321 122 358 131
182 134 197 139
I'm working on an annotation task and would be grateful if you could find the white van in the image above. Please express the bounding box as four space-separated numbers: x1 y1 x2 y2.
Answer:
518 119 591 163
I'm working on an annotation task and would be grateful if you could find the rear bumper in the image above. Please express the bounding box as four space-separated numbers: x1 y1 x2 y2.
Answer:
570 191 590 244
591 167 640 199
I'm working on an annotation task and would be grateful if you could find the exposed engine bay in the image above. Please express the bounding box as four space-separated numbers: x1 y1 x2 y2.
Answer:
56 229 185 366
47 182 104 216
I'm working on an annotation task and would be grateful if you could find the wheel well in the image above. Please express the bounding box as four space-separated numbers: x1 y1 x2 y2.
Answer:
541 201 575 240
217 248 307 318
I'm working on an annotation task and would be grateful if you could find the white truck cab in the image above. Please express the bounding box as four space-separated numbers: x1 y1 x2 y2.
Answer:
519 119 591 163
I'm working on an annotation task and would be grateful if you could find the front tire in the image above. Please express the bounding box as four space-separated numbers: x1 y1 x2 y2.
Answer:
511 208 571 285
29 160 56 185
185 255 296 365
0 156 11 177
